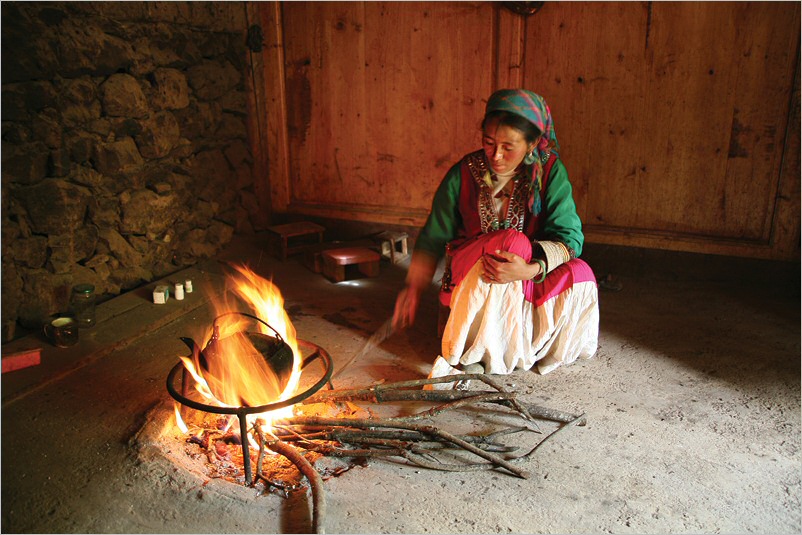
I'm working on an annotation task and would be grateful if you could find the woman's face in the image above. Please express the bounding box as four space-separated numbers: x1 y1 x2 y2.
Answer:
482 117 536 175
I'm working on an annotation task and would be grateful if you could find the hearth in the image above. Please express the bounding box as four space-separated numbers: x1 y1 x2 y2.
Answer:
162 264 586 534
167 327 334 485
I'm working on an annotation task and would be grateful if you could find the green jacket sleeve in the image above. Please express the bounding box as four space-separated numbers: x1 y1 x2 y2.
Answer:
414 163 462 260
541 159 584 257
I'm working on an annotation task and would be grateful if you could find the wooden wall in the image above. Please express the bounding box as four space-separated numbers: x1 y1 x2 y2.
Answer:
248 1 800 261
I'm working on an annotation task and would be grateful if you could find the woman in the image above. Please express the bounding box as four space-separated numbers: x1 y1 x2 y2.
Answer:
393 88 599 381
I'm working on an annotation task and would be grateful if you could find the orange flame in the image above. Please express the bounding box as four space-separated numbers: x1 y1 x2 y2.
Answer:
174 264 303 437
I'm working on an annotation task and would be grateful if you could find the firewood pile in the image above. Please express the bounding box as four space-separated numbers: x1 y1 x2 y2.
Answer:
178 373 585 534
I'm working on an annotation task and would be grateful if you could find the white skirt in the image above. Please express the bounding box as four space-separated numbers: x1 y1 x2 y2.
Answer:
432 259 599 379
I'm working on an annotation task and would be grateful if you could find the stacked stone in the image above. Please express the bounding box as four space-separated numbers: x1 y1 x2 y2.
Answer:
1 2 258 338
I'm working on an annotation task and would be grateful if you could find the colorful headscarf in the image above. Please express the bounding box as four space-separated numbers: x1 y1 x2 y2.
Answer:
485 89 560 215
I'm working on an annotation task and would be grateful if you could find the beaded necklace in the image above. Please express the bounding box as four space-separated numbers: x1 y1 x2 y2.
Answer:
464 151 548 233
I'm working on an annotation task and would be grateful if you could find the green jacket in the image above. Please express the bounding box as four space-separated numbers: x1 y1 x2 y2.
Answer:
415 154 584 261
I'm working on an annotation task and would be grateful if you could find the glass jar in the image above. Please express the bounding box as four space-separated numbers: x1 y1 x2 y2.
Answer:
70 284 96 328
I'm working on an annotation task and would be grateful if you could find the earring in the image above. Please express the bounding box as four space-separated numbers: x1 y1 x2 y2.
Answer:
524 151 537 165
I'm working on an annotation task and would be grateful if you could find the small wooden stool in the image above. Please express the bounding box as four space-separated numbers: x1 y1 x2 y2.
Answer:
267 221 325 260
303 239 376 273
322 247 381 282
374 230 409 264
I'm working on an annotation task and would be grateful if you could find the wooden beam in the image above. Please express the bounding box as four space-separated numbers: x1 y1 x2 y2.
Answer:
287 200 429 228
259 1 291 214
769 40 801 261
245 1 273 230
584 226 785 261
495 4 525 89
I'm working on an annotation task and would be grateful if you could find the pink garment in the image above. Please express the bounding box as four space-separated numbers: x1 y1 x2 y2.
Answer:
440 228 596 308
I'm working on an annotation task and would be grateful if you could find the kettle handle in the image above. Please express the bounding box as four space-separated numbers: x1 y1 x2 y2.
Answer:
211 312 285 343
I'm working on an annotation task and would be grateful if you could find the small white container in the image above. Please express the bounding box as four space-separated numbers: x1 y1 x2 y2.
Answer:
174 282 185 300
153 285 170 304
184 279 193 293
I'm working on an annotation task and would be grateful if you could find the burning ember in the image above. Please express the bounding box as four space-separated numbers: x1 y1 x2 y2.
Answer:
165 263 587 534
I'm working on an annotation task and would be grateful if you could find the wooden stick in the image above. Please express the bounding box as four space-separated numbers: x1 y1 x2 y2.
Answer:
274 427 517 452
338 433 517 453
303 376 583 425
265 438 327 535
385 392 519 422
515 402 586 426
398 450 514 473
305 374 500 404
301 442 408 458
291 430 518 455
278 415 530 479
464 374 539 422
485 426 529 440
518 413 587 460
305 385 480 404
253 420 267 484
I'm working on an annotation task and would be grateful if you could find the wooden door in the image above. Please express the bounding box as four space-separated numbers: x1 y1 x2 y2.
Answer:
270 1 495 226
523 1 800 258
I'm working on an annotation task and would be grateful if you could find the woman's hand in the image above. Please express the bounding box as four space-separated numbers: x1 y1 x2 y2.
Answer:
392 251 436 331
393 285 421 331
481 249 542 283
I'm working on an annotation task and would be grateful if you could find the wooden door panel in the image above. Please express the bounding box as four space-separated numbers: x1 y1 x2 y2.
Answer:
520 2 648 229
281 1 494 222
522 2 798 244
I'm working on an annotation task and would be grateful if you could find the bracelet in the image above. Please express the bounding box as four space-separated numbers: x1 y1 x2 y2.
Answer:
531 259 547 283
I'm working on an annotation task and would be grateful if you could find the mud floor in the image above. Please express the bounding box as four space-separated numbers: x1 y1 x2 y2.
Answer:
2 234 799 534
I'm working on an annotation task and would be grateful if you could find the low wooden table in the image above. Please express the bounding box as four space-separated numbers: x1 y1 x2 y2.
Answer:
266 221 325 260
373 230 409 264
321 247 381 282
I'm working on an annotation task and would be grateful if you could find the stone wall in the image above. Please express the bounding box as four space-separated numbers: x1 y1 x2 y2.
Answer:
1 2 260 340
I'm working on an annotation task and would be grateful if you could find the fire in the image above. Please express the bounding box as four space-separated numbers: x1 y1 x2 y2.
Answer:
174 264 303 436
